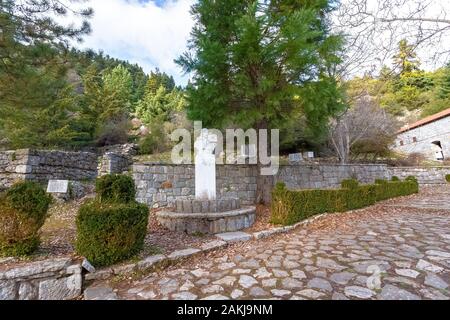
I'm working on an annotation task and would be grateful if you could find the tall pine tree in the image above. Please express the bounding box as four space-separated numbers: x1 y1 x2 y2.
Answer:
177 0 344 203
0 0 92 148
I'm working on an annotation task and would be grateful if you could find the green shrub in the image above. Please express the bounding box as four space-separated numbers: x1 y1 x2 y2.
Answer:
374 180 418 201
272 185 376 225
341 179 359 189
0 181 52 256
96 174 135 203
274 182 287 191
375 179 387 184
77 174 149 267
75 200 149 267
272 178 418 226
405 176 418 183
138 120 169 155
391 176 400 181
445 174 450 183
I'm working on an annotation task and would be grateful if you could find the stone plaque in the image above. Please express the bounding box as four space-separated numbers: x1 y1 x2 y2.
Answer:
288 153 303 163
303 151 315 159
47 180 69 193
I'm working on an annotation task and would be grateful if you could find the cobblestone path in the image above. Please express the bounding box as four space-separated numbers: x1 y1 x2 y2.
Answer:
88 187 450 300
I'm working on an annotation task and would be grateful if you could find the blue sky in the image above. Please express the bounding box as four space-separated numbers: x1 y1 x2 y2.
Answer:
76 0 195 85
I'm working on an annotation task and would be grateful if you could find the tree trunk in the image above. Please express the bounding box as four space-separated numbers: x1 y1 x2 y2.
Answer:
255 119 273 205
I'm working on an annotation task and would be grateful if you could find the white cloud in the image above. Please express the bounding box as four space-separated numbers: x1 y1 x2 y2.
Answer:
76 0 195 85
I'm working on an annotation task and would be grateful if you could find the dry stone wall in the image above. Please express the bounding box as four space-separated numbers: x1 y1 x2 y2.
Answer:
388 166 450 184
133 164 258 208
0 149 29 190
0 149 98 190
276 164 390 190
25 150 98 183
133 163 391 208
0 257 82 300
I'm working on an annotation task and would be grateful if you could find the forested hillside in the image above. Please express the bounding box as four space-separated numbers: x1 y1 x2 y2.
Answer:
347 40 450 123
1 1 448 160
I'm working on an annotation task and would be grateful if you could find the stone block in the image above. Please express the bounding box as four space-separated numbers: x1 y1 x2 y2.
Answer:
182 200 192 212
209 200 217 213
192 200 202 213
200 240 227 252
84 286 118 300
84 268 114 281
216 231 252 243
18 282 37 300
113 263 136 275
38 274 82 300
15 165 32 174
136 254 166 271
201 201 210 213
226 217 237 231
0 281 16 300
1 257 71 280
168 248 201 260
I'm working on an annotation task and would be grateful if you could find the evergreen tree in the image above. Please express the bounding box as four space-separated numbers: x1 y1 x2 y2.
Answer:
146 69 176 95
0 0 92 149
102 65 133 116
79 64 134 146
136 86 186 124
437 63 450 100
177 0 344 202
177 0 343 130
393 39 420 75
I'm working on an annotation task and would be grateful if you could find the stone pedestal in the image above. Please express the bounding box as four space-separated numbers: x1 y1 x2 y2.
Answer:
157 206 256 235
157 197 256 234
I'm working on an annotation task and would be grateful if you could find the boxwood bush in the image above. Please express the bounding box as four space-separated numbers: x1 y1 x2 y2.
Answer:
341 179 359 189
272 177 418 226
75 201 149 267
374 179 418 201
76 174 149 267
0 181 52 256
95 174 136 203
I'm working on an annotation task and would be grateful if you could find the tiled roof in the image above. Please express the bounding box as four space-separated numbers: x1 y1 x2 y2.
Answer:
398 108 450 133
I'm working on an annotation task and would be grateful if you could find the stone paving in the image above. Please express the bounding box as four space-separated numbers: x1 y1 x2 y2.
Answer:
87 187 450 300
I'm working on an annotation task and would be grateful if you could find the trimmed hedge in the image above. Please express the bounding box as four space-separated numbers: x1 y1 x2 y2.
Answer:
0 181 52 256
374 180 419 201
76 174 149 267
75 201 149 267
446 174 450 183
341 179 359 189
95 174 136 203
272 178 418 226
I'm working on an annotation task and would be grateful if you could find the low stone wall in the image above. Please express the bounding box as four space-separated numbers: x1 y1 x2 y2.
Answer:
0 149 98 189
25 150 98 183
0 258 82 300
133 164 257 208
0 149 29 190
98 153 132 176
133 163 389 208
97 144 137 176
276 164 389 190
388 167 450 184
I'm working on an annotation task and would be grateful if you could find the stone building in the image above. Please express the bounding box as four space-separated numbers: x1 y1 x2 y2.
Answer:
394 108 450 161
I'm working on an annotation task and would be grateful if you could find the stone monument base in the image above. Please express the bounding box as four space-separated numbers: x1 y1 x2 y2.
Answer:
156 206 256 235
